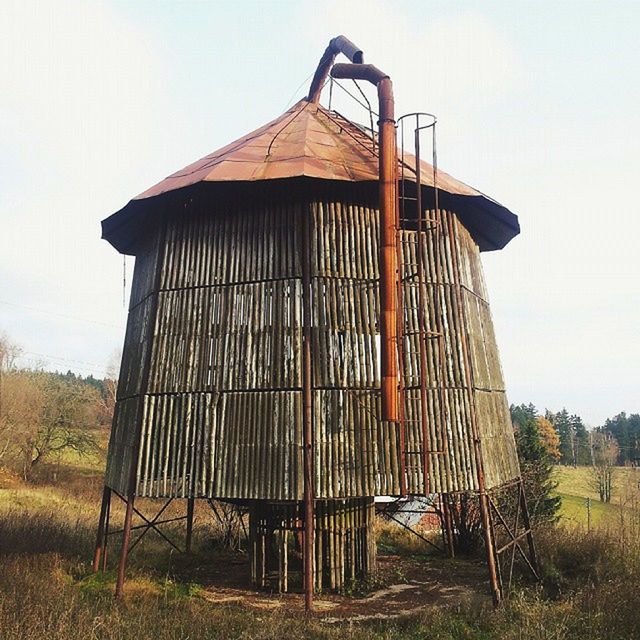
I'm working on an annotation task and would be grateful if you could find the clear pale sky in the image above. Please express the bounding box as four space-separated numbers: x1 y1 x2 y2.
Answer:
1 1 638 427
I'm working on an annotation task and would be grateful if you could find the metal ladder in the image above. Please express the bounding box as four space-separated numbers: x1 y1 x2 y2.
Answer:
396 113 450 497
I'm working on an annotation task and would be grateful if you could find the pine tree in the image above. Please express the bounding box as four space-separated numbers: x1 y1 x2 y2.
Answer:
569 414 591 465
511 404 561 523
547 409 575 465
596 413 640 466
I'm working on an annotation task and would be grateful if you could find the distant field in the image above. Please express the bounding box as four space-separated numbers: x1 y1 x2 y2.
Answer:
553 465 640 527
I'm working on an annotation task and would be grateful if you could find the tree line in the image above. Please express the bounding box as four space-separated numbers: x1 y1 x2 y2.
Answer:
511 402 636 507
511 402 639 468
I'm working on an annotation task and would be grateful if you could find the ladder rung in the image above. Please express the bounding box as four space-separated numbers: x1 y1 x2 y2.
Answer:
403 331 441 337
403 450 447 455
398 218 442 225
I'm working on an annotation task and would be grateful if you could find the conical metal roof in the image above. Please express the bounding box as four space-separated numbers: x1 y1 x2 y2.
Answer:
102 99 519 253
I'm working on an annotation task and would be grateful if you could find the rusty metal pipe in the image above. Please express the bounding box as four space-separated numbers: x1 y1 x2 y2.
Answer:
307 36 364 103
330 63 399 422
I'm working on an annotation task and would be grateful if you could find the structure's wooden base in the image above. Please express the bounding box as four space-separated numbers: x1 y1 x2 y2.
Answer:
249 498 376 593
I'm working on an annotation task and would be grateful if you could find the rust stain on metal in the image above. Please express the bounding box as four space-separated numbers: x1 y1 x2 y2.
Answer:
330 62 398 423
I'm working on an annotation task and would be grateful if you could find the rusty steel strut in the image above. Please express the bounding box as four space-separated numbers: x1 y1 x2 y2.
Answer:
330 62 399 423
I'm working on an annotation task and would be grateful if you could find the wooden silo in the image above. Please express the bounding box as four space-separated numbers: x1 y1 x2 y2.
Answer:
94 36 537 608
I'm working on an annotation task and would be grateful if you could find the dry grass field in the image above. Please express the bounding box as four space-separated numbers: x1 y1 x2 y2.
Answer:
1 450 639 639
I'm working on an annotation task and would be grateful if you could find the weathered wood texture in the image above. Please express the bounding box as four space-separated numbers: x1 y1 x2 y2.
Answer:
105 196 519 498
397 209 518 492
249 498 375 593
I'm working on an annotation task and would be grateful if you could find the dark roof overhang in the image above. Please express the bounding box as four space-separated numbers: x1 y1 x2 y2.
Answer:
102 176 519 256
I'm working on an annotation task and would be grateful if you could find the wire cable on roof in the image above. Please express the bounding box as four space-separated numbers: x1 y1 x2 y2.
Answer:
284 70 315 110
351 79 376 153
330 79 379 117
265 101 309 158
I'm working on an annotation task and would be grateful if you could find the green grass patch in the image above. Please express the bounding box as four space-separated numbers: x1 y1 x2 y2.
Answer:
556 492 614 527
553 465 640 528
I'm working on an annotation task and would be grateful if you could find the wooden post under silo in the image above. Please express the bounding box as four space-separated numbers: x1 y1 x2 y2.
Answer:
301 203 315 612
441 494 455 558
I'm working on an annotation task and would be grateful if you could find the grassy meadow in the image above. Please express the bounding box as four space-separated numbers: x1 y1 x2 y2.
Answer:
1 449 639 639
554 465 640 528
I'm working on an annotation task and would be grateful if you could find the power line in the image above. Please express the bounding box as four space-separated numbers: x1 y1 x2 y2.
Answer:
0 299 125 329
21 351 110 372
19 358 111 377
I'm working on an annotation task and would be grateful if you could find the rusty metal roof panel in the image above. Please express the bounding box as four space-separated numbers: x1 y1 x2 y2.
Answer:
133 100 488 196
103 99 520 253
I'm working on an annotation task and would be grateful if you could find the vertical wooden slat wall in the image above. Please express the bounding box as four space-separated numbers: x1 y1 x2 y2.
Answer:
310 201 400 499
454 215 520 488
140 200 303 499
105 195 519 499
309 201 518 496
105 228 161 495
248 498 375 593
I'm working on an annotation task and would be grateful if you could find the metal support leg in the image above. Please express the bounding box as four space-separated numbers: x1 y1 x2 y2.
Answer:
519 480 539 575
115 494 135 599
186 497 195 553
480 492 502 606
101 489 111 572
92 486 111 572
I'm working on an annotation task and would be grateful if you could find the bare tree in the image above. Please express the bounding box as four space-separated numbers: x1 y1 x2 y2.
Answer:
0 332 21 371
1 369 100 480
31 374 99 473
590 432 619 503
97 348 121 426
0 332 22 461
